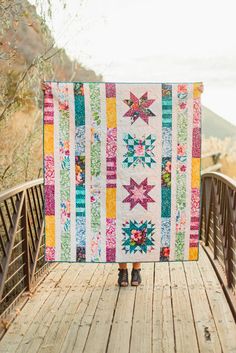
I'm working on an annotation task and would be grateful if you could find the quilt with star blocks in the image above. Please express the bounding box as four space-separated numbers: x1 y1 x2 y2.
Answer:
43 82 203 262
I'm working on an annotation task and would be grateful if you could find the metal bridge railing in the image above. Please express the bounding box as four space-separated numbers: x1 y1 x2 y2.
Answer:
0 178 50 319
200 171 236 320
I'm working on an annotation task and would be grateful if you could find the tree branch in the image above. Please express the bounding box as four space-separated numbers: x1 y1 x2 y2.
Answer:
0 42 59 122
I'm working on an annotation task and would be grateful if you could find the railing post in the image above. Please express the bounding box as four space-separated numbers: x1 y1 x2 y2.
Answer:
199 177 205 242
212 182 217 259
226 186 234 289
205 177 213 246
22 190 31 291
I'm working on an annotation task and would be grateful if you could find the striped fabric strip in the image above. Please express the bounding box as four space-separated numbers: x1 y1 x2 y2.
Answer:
105 83 117 262
57 83 71 261
160 84 172 261
89 83 102 262
74 83 86 262
52 84 61 260
183 84 193 260
44 83 55 261
189 83 201 260
68 83 76 261
169 84 177 261
175 84 188 260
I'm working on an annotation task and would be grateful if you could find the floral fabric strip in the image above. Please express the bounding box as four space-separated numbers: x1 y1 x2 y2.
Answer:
89 83 102 261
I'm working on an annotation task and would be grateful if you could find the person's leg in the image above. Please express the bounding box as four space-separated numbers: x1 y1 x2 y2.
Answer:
132 262 141 269
119 263 127 269
117 263 128 286
131 262 142 286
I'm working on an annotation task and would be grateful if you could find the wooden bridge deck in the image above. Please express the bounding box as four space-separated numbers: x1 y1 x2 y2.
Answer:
0 245 236 353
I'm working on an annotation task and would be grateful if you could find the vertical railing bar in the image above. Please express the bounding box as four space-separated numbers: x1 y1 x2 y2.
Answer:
35 185 43 219
203 179 207 243
39 183 44 205
0 205 10 242
31 187 40 230
0 233 7 257
200 177 205 242
26 188 38 238
212 180 217 259
26 196 37 268
226 185 235 288
27 211 37 249
30 221 44 284
25 217 35 265
10 196 17 214
22 189 31 291
28 239 34 264
206 178 213 246
4 199 14 228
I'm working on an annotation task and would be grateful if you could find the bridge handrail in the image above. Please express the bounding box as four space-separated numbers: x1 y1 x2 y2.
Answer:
200 171 236 319
201 171 236 188
0 178 43 201
0 178 49 320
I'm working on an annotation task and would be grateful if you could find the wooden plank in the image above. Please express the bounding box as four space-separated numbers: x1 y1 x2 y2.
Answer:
129 263 154 353
198 246 236 353
170 261 199 353
49 263 100 353
15 264 82 353
106 271 136 353
18 264 87 353
0 263 71 353
0 264 57 339
82 264 119 353
184 256 222 353
1 245 236 353
59 264 111 353
152 261 175 353
36 264 98 353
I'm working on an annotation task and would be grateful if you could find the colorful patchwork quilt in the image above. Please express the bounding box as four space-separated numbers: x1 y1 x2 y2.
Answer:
43 82 203 263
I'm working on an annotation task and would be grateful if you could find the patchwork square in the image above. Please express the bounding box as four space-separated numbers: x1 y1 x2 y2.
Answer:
122 220 155 254
123 133 156 168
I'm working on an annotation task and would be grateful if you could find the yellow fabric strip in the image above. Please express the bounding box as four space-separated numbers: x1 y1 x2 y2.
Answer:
106 188 116 218
44 124 54 155
193 82 203 99
189 246 198 260
45 215 55 246
106 97 117 128
192 158 201 188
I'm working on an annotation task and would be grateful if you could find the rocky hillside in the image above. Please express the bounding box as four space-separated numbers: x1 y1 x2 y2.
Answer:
202 106 236 139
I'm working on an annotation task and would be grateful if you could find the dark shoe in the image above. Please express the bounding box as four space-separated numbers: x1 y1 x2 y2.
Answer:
131 268 141 286
118 268 128 287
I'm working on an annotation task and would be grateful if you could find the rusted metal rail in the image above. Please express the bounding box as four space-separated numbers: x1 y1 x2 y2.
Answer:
0 179 50 318
200 171 236 319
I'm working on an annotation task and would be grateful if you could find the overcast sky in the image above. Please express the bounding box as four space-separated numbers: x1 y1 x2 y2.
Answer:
31 0 236 126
